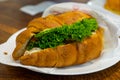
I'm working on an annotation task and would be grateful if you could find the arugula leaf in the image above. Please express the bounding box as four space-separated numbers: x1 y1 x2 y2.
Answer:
27 18 98 50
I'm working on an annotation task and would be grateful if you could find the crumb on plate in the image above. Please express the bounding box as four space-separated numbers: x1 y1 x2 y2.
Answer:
4 52 8 55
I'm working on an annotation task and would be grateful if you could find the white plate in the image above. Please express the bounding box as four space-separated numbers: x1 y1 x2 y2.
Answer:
0 2 120 75
0 27 120 75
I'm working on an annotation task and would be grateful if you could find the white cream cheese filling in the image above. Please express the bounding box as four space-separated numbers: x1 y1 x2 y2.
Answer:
24 48 41 55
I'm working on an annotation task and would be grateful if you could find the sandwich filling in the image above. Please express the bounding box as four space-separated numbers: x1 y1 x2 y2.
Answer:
26 18 98 50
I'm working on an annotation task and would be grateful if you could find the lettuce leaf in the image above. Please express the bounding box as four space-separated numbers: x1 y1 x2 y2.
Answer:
26 18 98 50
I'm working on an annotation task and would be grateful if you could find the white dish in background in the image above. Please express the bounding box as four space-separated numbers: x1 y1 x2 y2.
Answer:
0 2 120 75
20 1 56 16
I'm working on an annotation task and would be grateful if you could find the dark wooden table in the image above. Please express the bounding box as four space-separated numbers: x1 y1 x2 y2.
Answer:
0 0 120 80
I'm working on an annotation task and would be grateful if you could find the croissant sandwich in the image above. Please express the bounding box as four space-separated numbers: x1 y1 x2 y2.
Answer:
12 11 104 67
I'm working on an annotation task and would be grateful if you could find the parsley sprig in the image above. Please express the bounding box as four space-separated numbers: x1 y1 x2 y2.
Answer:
27 18 98 50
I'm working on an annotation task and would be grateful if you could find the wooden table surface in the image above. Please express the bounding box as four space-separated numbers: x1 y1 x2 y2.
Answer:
0 0 120 80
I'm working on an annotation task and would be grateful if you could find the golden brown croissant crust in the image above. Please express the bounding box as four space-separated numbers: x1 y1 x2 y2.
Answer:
12 11 104 67
20 27 103 67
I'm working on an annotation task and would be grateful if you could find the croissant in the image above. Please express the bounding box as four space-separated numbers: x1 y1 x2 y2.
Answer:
12 11 104 67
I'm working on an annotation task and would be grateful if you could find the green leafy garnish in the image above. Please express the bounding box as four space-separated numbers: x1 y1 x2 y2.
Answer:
26 18 98 50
